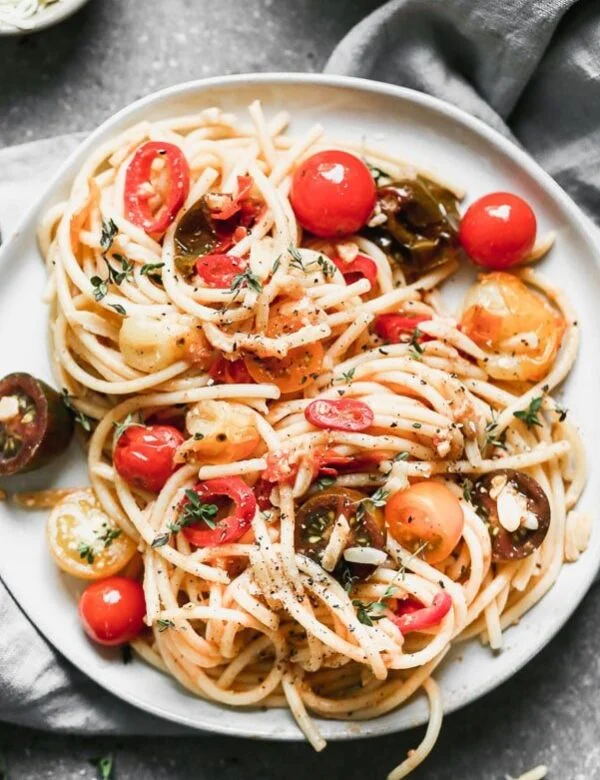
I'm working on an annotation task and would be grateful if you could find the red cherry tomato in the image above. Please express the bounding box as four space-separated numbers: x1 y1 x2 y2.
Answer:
196 254 247 288
254 478 274 511
305 398 374 432
262 450 298 485
314 449 387 477
389 591 452 635
124 141 190 236
182 477 257 547
459 192 537 270
79 577 146 646
290 150 376 238
332 254 378 288
114 424 185 493
374 314 432 344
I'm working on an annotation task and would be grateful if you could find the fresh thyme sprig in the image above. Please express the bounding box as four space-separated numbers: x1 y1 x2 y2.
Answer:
513 396 543 428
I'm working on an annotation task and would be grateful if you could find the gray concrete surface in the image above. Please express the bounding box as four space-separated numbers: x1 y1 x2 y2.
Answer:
1 1 599 778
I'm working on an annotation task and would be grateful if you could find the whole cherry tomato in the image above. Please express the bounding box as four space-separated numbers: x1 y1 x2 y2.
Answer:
114 424 184 493
459 192 537 270
385 481 464 564
290 150 376 237
79 577 146 646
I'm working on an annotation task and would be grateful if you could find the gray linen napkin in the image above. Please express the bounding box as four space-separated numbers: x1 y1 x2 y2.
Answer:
3 0 600 734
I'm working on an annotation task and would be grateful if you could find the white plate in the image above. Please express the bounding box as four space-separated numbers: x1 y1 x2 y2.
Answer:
1 73 599 741
0 0 91 35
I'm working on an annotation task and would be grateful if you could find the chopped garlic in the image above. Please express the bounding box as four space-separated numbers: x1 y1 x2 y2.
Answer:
496 481 538 533
0 395 20 422
489 474 508 500
335 241 359 263
343 546 387 566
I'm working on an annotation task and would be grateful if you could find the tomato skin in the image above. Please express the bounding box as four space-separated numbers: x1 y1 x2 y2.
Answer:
114 424 185 493
182 477 257 547
385 481 464 564
389 591 452 635
374 314 432 344
124 141 190 236
305 398 374 432
79 577 146 646
332 254 378 288
209 357 255 385
290 150 376 238
459 192 537 270
196 254 246 288
243 301 324 394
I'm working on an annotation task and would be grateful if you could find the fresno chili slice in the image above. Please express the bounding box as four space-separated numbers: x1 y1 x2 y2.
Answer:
196 254 247 288
374 313 432 344
389 591 452 635
210 176 254 221
124 141 190 236
182 477 257 547
332 254 378 288
305 398 374 432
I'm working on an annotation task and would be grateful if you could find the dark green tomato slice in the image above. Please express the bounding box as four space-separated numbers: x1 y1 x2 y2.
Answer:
472 469 550 562
173 197 220 277
362 175 460 281
0 373 74 476
295 487 385 580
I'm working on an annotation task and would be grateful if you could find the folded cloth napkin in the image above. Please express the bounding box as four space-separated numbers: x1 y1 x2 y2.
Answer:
2 0 600 734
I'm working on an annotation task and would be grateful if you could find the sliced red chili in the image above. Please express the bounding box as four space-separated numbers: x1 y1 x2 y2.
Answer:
196 254 247 288
314 448 387 477
182 477 257 547
374 313 433 344
332 254 378 288
305 398 374 432
211 176 254 220
124 141 190 236
389 591 452 635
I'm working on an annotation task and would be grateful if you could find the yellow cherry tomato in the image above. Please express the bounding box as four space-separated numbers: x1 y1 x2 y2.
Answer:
461 272 565 382
47 489 136 580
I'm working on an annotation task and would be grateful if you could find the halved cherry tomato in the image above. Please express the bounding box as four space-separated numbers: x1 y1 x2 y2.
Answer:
47 489 137 581
290 150 376 237
389 591 452 634
374 314 432 344
295 487 385 578
243 302 324 394
460 272 565 381
459 192 537 270
332 254 378 288
385 481 464 564
209 356 255 385
124 141 190 236
182 477 257 547
114 424 185 493
79 576 146 646
305 398 374 432
196 254 247 288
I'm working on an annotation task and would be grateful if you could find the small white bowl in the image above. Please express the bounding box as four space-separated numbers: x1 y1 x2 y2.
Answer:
0 0 91 35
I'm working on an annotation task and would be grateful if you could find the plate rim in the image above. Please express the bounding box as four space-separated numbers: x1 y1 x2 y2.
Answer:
1 71 599 741
0 0 91 36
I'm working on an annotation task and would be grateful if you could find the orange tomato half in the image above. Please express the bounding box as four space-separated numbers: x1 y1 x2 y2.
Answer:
244 299 324 394
385 481 464 564
460 272 565 382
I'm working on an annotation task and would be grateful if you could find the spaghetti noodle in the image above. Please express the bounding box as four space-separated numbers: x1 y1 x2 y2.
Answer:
34 101 587 778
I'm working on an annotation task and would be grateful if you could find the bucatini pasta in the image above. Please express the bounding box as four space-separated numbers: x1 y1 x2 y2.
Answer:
0 101 587 778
